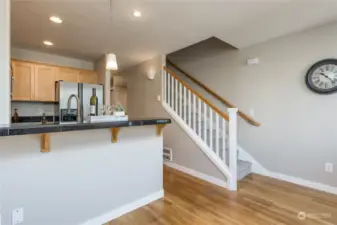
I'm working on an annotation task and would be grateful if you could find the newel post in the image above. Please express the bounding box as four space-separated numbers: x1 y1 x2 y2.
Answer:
228 108 238 191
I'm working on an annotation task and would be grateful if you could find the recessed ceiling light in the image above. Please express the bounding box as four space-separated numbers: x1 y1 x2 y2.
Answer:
43 40 53 46
49 16 63 24
133 10 141 17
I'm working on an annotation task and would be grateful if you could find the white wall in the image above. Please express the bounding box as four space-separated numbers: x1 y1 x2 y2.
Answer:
116 56 226 182
11 47 94 70
168 23 337 188
0 0 10 127
0 127 163 225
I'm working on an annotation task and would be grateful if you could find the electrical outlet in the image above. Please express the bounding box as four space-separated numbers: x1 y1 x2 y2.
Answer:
325 163 333 173
157 95 161 102
12 208 23 225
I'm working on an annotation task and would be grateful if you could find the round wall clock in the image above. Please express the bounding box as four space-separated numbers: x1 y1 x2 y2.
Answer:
306 59 337 94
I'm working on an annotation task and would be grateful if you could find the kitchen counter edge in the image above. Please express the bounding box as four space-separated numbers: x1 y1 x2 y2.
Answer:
0 118 172 136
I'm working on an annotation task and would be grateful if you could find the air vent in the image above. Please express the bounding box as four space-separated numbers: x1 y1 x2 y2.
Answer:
163 147 172 161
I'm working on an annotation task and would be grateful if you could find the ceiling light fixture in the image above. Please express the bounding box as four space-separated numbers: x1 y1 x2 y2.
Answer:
133 10 142 17
106 53 118 70
43 40 53 46
49 16 63 24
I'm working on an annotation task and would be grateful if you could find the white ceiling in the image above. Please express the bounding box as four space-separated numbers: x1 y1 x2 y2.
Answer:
11 0 337 70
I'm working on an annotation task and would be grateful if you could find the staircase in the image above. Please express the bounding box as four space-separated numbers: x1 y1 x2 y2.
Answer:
161 62 256 191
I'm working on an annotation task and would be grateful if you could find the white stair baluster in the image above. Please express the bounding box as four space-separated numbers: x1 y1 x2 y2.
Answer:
215 113 219 156
210 110 213 149
203 103 207 143
163 71 166 103
167 73 171 106
222 118 226 162
179 82 182 116
175 78 178 112
188 90 191 127
198 98 201 136
171 76 174 109
193 94 196 131
183 86 187 122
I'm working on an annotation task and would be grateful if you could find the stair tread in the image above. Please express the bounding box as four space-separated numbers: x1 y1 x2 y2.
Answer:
238 160 252 171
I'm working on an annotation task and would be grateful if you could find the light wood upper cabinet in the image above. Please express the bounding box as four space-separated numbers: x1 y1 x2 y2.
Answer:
34 65 57 102
58 68 79 83
78 70 98 84
11 60 98 102
11 61 35 101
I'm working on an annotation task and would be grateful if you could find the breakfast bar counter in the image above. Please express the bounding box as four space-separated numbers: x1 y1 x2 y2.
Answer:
0 118 171 136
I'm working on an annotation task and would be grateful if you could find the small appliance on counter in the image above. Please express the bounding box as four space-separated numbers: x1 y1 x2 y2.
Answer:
56 81 104 124
12 108 20 123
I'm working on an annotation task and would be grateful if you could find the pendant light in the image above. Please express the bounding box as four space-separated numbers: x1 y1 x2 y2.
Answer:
106 0 118 70
106 53 118 70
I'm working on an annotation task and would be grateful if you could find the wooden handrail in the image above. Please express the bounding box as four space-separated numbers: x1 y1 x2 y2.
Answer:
163 66 229 121
166 59 261 127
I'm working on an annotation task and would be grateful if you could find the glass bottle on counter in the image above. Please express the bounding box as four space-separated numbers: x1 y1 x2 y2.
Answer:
90 88 98 116
12 108 19 123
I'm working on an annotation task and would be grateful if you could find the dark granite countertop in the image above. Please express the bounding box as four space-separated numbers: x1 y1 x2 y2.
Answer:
0 118 171 136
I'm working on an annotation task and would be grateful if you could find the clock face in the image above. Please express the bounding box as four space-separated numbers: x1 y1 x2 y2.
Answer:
306 59 337 94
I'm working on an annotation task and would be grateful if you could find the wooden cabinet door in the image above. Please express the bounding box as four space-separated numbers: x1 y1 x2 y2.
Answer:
78 70 98 84
12 61 35 101
34 65 57 102
58 68 79 83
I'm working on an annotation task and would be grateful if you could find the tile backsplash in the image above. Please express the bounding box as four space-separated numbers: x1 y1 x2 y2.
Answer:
12 102 58 117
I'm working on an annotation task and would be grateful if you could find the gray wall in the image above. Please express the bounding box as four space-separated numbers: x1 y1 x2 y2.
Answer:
168 23 337 187
94 55 111 105
0 127 163 225
116 56 226 181
0 0 10 126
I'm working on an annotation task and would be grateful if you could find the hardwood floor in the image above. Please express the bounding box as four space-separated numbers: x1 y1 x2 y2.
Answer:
105 166 337 225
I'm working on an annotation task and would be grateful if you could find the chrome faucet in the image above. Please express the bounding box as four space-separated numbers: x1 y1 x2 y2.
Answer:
67 94 81 123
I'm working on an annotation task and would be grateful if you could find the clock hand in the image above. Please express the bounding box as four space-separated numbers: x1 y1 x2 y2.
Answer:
319 73 335 84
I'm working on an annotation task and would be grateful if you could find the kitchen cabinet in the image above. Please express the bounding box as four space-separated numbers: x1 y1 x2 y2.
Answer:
58 68 79 83
78 70 98 84
34 65 57 102
11 59 98 102
11 61 35 101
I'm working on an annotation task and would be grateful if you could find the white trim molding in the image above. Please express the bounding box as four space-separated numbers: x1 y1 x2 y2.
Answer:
80 190 164 225
261 171 337 195
164 161 227 188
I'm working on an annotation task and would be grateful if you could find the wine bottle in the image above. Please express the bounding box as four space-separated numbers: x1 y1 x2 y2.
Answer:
90 88 98 116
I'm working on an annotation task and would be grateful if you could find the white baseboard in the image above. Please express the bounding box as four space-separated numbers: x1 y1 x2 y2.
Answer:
237 145 337 195
80 190 164 225
258 171 337 195
164 161 227 188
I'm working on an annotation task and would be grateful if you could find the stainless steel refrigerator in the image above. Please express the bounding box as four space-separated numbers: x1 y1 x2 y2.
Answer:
56 81 104 124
